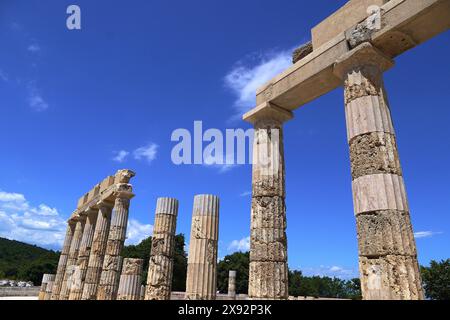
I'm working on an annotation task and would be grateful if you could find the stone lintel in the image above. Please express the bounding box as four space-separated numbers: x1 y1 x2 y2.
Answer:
333 42 394 79
243 102 293 125
253 0 448 111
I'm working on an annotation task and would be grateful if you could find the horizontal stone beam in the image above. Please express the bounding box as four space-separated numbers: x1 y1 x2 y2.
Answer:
252 0 450 113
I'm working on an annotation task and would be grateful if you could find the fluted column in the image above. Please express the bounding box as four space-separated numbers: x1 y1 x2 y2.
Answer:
228 270 237 300
59 216 86 300
185 194 219 300
140 285 145 300
69 208 98 300
81 202 113 300
51 222 75 300
39 274 55 300
145 197 179 300
244 102 293 300
334 43 424 300
44 279 55 301
97 184 134 300
117 258 144 300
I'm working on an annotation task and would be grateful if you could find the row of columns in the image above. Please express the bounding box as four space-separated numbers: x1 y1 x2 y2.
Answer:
46 170 135 301
42 193 236 300
245 43 423 300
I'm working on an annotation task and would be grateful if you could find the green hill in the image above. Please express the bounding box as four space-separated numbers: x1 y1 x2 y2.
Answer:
0 237 60 285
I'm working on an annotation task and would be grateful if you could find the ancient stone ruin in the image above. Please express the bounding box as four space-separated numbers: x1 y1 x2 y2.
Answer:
41 0 450 301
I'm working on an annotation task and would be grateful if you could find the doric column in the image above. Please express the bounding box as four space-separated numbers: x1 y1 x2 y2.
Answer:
59 215 86 300
44 279 55 301
117 258 144 300
39 274 55 300
244 102 293 300
185 194 220 300
69 208 98 300
145 197 179 300
97 184 134 300
228 270 237 300
333 43 424 300
50 222 75 300
81 202 113 300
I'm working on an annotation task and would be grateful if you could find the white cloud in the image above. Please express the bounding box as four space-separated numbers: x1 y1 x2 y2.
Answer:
27 83 49 111
224 49 292 120
112 150 130 163
228 236 250 252
0 190 66 249
0 69 8 82
133 143 158 164
27 44 41 53
239 191 251 197
414 231 443 239
202 153 242 174
299 265 358 280
125 219 153 245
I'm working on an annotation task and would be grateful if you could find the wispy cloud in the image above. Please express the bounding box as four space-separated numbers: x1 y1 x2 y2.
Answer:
125 219 153 245
0 190 66 249
203 153 242 174
224 49 292 120
27 83 49 111
0 69 9 82
27 44 41 53
228 236 250 252
299 265 359 280
414 231 443 239
239 191 251 197
112 150 130 163
133 143 158 164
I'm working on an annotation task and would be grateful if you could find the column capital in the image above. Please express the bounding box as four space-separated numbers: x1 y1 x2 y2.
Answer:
243 102 293 126
114 169 135 184
96 200 114 210
113 183 135 200
333 42 394 80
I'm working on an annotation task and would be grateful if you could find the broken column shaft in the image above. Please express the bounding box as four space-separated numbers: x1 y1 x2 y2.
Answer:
145 197 179 300
117 258 144 300
185 195 220 300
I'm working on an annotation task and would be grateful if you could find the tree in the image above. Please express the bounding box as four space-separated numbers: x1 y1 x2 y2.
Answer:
217 252 249 294
421 259 450 300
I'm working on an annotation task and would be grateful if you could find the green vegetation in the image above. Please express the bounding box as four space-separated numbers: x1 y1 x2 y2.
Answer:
0 237 60 285
216 251 362 299
420 259 450 300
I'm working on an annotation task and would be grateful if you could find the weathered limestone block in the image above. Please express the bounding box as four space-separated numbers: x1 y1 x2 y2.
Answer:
51 222 75 300
69 209 98 300
334 43 423 300
251 197 286 230
59 216 85 300
252 120 286 198
359 255 423 300
39 274 55 300
145 197 179 300
146 255 174 300
82 203 113 300
349 132 402 179
228 270 236 299
97 189 133 300
44 280 54 301
117 258 144 300
250 235 287 262
140 285 145 300
185 195 219 300
292 41 313 64
248 261 288 299
356 210 417 257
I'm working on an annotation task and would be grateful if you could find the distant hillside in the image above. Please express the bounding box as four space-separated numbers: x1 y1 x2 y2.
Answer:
0 237 60 285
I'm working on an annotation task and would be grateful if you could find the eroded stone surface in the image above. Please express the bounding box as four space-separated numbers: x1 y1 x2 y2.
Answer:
248 262 288 299
349 132 401 180
356 210 416 257
292 41 313 63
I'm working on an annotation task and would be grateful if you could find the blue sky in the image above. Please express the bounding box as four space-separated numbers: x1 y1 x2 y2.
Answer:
0 0 449 279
